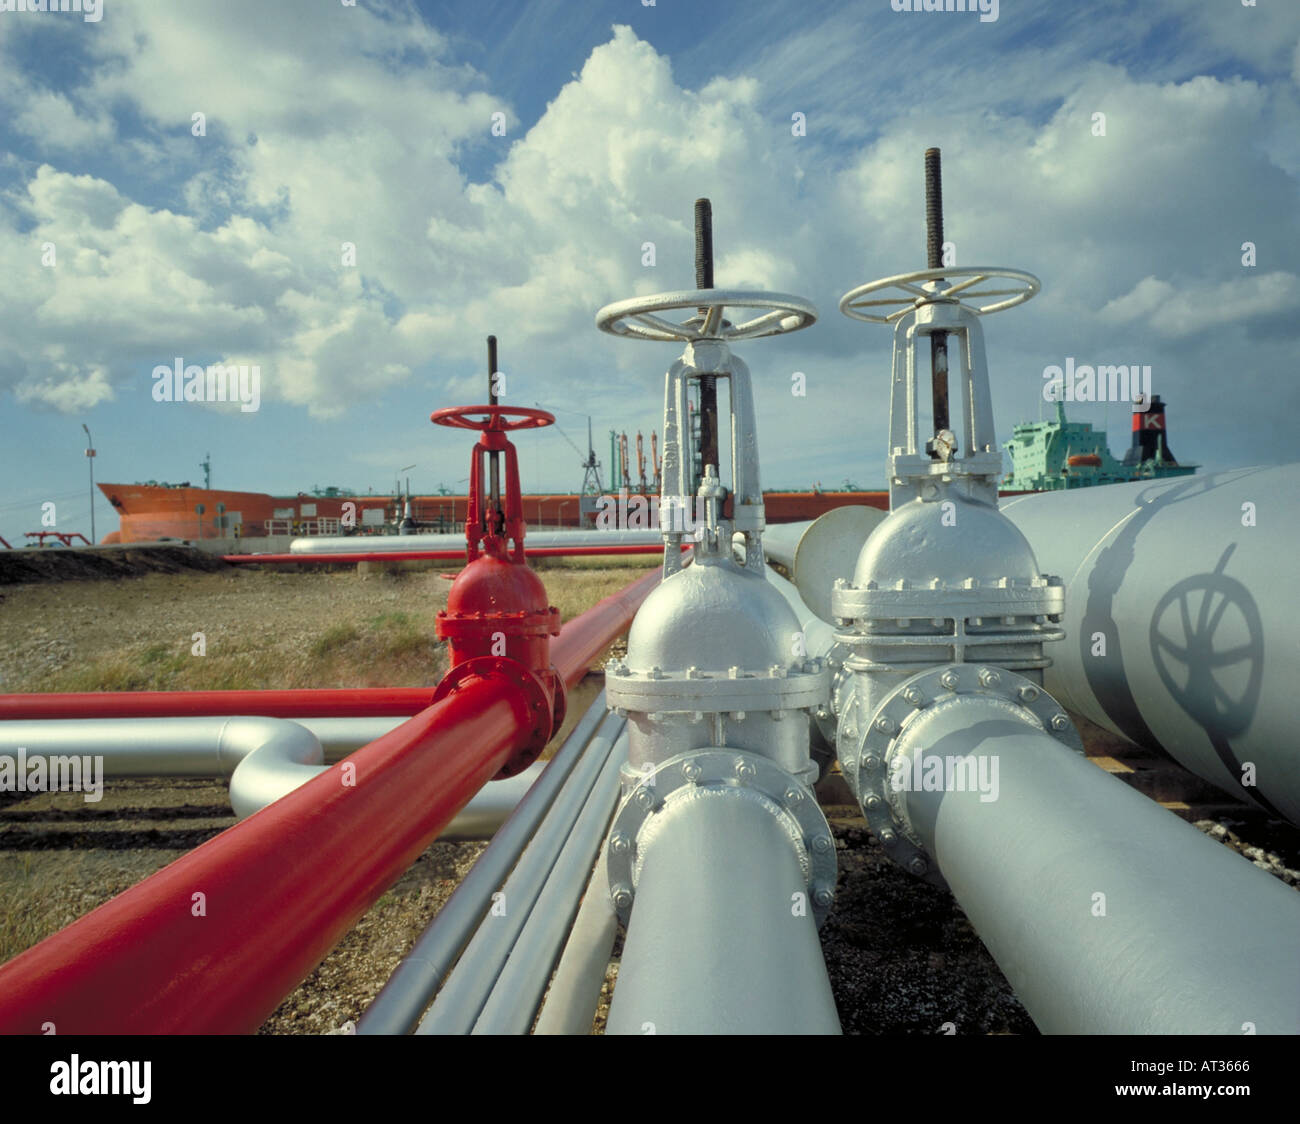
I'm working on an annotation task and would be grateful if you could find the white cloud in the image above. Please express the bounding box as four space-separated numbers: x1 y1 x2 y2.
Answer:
1 3 1298 480
16 362 114 411
9 88 114 151
1099 277 1176 323
1101 272 1300 339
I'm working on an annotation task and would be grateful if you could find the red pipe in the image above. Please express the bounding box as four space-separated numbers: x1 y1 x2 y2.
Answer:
0 568 661 1034
0 686 436 721
552 566 660 686
222 544 673 565
0 678 527 1034
0 566 669 721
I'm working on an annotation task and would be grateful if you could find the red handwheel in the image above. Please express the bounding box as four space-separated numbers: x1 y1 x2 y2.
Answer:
431 405 555 431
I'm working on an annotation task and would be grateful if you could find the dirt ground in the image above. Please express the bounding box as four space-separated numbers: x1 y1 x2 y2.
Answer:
2 562 1297 1034
0 544 228 586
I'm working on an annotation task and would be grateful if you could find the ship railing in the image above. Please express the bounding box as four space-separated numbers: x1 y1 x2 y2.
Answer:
264 518 343 537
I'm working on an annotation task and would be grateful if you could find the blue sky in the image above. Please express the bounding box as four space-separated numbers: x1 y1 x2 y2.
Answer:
1 0 1298 544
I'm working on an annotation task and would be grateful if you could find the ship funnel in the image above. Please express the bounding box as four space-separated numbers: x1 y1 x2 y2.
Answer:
1124 393 1179 467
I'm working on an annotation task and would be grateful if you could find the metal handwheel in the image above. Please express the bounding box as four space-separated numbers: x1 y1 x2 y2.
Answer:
596 288 817 343
431 405 555 431
839 267 1040 324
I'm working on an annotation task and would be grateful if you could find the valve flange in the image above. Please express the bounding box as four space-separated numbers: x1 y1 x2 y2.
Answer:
848 663 1081 886
606 748 838 927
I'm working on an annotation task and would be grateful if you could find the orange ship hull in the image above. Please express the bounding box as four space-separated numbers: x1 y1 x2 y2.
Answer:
98 483 898 544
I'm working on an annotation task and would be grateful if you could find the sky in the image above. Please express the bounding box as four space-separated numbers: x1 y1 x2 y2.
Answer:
1 0 1298 545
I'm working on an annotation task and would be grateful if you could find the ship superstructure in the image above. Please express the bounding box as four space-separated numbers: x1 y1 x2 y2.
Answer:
1003 394 1196 491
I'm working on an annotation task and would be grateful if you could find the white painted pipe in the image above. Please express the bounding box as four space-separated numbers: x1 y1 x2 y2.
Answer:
760 520 812 570
289 529 664 555
295 717 406 760
532 843 618 1035
890 694 1300 1033
1000 466 1300 824
606 785 842 1035
0 717 543 834
0 716 322 818
763 506 886 621
766 568 836 662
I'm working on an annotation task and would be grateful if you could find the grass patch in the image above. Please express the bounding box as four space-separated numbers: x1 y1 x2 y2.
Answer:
10 562 650 695
310 623 361 659
0 851 181 966
368 611 413 630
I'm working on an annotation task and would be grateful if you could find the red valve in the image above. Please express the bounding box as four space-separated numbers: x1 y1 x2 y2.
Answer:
431 353 564 776
431 404 555 564
431 404 555 433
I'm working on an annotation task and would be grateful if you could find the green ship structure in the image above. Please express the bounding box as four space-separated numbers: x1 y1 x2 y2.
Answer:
1003 395 1197 491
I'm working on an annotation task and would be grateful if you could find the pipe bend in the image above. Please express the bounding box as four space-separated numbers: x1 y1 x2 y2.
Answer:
219 717 326 819
437 760 547 840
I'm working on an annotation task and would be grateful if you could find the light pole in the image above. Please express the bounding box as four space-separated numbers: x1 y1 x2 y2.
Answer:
397 464 416 527
81 423 96 545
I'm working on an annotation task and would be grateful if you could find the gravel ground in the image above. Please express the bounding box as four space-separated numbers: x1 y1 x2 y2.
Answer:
2 566 1298 1034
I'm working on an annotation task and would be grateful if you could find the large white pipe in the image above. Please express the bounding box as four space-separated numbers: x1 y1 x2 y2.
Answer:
0 717 542 834
766 568 836 662
889 693 1300 1033
606 785 842 1035
759 520 811 570
289 529 665 554
1001 465 1300 824
762 506 886 621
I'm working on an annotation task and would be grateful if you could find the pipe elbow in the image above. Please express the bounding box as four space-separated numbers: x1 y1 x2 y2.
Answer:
219 717 326 819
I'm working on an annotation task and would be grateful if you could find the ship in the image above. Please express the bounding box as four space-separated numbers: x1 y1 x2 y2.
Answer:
97 397 1195 545
1003 395 1197 491
96 481 893 544
97 427 895 544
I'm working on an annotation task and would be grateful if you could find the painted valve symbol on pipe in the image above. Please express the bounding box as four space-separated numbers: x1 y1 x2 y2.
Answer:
839 267 1040 324
595 288 817 343
430 404 555 431
1149 569 1263 737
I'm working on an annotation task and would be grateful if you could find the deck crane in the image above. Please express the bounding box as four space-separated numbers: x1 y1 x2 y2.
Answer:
535 403 605 524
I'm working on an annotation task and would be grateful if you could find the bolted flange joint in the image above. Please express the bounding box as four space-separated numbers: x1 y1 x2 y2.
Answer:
605 748 838 929
431 655 560 779
604 658 829 716
849 663 1081 888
